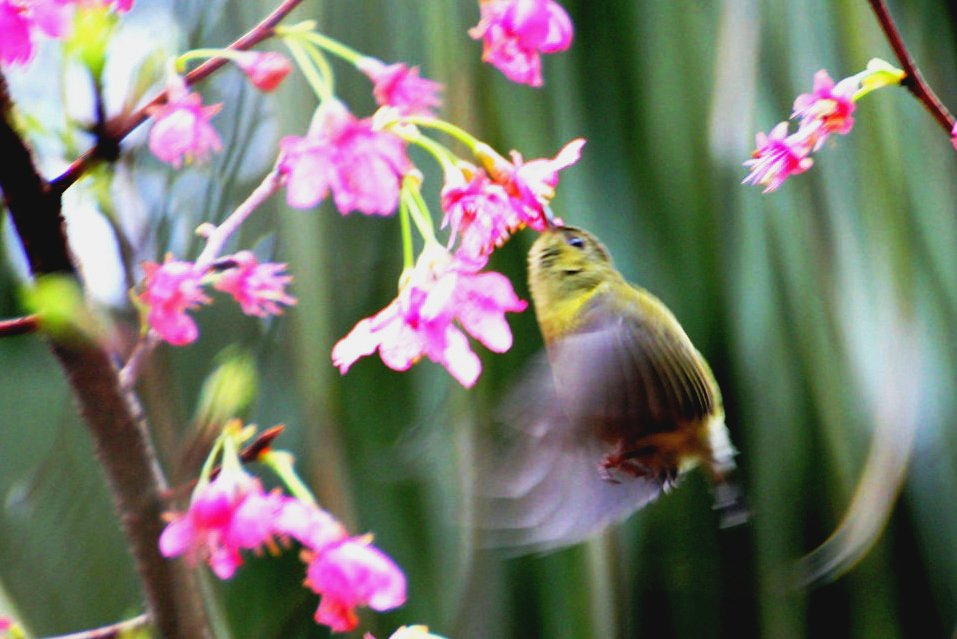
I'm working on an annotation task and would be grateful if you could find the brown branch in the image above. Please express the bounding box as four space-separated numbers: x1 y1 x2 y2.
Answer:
867 0 955 133
0 3 309 633
1 60 210 639
51 0 308 193
0 314 39 337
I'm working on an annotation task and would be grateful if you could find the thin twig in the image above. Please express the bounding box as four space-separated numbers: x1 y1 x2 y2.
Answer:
0 314 39 337
44 614 149 639
119 165 284 389
867 0 955 133
50 0 307 193
195 165 284 268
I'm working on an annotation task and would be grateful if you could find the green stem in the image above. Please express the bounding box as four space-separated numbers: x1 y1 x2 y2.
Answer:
401 116 484 154
176 48 245 73
196 435 225 491
403 130 459 173
262 450 318 505
301 31 365 66
283 39 332 101
402 181 437 245
399 190 415 271
302 40 336 95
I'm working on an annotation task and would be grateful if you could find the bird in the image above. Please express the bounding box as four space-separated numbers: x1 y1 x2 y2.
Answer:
476 224 744 553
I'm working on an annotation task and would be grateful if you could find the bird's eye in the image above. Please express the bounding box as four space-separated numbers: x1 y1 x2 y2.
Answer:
568 237 586 249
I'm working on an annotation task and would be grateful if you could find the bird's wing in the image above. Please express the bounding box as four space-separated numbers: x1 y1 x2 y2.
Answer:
554 288 719 438
475 350 665 554
473 290 722 554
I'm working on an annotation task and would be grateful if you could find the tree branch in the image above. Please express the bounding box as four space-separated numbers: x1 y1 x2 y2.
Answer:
0 314 39 337
867 0 955 133
50 0 308 193
1 68 210 639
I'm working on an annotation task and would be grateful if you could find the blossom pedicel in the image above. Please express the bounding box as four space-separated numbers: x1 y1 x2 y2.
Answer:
743 59 905 192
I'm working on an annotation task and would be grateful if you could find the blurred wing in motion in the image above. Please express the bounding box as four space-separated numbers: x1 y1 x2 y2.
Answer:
474 300 738 554
475 348 666 554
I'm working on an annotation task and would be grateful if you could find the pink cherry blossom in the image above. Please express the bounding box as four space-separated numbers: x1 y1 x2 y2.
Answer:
440 164 521 258
358 57 443 116
147 75 223 168
446 252 528 353
273 497 348 551
791 69 858 150
505 137 584 226
0 2 33 65
332 283 482 387
213 251 297 317
236 51 291 92
0 616 10 631
332 248 525 387
478 138 583 228
159 471 283 579
469 0 573 87
279 100 411 215
742 121 814 193
951 122 957 152
0 0 75 66
139 257 209 345
305 536 407 632
278 100 349 209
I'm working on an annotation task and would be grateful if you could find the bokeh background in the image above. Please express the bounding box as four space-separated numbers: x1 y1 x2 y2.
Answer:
1 0 956 637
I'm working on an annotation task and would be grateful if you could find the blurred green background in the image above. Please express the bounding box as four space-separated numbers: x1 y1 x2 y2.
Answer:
1 0 956 637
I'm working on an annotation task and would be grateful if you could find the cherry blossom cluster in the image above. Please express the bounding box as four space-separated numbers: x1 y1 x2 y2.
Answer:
743 58 905 193
137 6 582 386
469 0 573 87
0 0 132 66
138 251 296 346
159 421 414 633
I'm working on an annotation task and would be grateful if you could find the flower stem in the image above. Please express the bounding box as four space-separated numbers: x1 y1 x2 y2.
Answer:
262 450 317 505
400 116 485 154
300 30 365 66
176 47 245 73
399 188 415 271
867 0 954 133
195 164 284 270
403 130 458 173
283 39 333 102
402 180 437 245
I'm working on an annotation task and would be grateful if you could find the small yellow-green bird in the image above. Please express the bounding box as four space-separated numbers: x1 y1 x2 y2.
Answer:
479 224 743 553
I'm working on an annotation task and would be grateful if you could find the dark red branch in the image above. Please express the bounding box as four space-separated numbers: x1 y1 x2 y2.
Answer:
868 0 955 133
51 0 307 193
0 314 39 337
1 70 211 638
